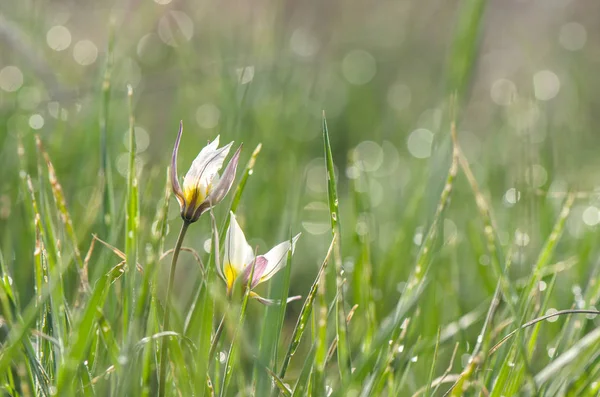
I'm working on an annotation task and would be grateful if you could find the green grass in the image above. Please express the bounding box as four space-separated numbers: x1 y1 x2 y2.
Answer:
2 0 600 395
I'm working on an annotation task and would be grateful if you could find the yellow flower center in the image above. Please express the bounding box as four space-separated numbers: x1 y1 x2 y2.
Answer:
182 183 210 210
224 262 237 293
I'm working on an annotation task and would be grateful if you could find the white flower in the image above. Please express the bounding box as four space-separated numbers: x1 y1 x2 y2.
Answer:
171 121 241 222
220 212 301 304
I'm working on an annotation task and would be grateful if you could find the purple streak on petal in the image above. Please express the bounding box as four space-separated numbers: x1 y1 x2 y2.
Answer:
191 200 210 221
171 121 184 202
241 255 268 289
207 144 242 205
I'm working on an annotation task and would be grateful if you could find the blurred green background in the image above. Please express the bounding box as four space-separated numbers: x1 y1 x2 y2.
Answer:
2 0 600 392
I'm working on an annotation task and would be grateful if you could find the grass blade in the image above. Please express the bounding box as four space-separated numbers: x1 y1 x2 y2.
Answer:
322 112 350 382
123 84 139 340
279 237 335 379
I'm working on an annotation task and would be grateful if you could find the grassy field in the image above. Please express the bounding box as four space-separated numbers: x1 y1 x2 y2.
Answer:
1 0 600 396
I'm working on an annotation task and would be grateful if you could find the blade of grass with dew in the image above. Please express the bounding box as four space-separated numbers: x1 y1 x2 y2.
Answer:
523 193 575 353
324 304 359 367
279 237 335 380
348 151 376 353
265 367 292 397
493 312 600 393
99 20 116 235
291 289 343 397
33 140 70 369
26 172 66 373
139 169 172 397
322 112 350 382
55 261 128 394
424 328 442 397
312 266 329 397
367 318 413 396
445 0 488 104
36 136 87 292
0 264 51 396
168 333 194 397
123 84 139 341
136 177 171 320
485 310 597 397
453 126 537 392
190 207 221 397
18 143 54 382
494 193 576 395
96 311 120 370
342 116 459 395
140 302 158 397
291 346 316 397
255 233 295 396
556 255 600 355
450 138 523 394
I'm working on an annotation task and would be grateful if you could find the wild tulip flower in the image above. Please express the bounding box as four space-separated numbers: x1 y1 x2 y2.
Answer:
160 121 241 397
221 212 301 304
171 121 241 223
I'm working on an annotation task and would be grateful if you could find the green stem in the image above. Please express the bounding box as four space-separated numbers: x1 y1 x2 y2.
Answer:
158 221 190 397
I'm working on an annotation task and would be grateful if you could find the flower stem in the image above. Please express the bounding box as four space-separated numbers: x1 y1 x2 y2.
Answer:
158 220 190 397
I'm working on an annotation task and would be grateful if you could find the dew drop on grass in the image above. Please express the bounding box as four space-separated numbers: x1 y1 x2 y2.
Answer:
545 308 559 322
397 345 404 353
248 169 253 176
396 282 406 293
503 188 521 206
203 238 212 253
547 347 556 358
410 356 418 363
413 229 423 246
49 386 57 395
218 351 227 363
538 281 547 291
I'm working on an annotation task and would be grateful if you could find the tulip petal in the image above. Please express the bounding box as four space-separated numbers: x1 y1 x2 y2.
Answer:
258 233 301 283
171 121 184 205
183 137 233 198
223 212 254 279
249 291 302 305
207 145 242 205
239 255 268 290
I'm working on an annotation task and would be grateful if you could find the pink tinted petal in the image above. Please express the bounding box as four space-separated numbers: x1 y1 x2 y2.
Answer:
240 255 268 289
171 121 184 202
